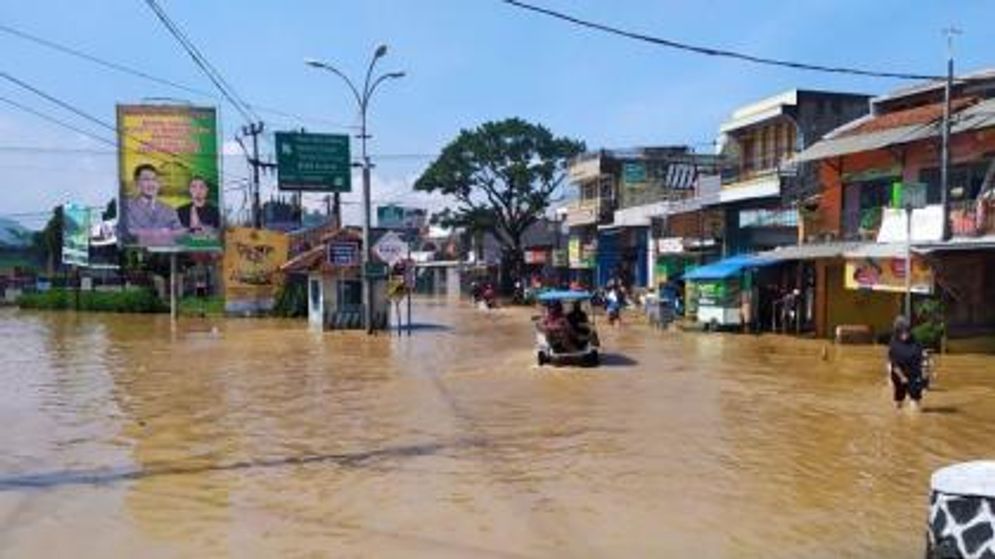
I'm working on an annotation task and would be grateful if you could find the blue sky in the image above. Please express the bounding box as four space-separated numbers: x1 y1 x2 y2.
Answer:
2 0 993 229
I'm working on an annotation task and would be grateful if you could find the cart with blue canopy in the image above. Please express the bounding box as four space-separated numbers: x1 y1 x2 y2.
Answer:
534 290 601 366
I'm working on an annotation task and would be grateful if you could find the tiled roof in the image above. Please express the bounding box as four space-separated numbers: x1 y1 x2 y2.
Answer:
840 97 977 136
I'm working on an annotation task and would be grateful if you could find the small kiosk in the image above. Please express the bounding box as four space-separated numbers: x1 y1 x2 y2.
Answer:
281 229 390 331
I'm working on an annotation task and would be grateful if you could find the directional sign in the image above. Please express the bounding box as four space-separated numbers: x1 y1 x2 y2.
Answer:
372 231 409 266
275 132 351 192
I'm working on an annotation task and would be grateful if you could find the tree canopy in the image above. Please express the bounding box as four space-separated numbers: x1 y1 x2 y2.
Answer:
414 118 584 258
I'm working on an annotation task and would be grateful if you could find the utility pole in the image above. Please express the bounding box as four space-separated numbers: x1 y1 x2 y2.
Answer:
242 121 266 229
940 26 961 241
334 193 341 227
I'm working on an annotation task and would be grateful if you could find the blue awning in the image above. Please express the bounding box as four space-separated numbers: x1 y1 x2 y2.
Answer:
537 290 593 302
683 254 774 281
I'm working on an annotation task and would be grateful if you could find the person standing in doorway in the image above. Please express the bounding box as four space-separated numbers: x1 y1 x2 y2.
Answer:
888 316 925 411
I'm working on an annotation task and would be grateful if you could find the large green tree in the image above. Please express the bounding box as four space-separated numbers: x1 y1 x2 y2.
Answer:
415 118 584 287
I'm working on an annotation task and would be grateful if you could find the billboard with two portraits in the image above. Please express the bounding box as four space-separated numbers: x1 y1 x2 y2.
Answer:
117 104 221 251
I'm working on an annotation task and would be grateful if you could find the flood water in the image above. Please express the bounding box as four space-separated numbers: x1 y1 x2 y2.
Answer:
1 301 994 558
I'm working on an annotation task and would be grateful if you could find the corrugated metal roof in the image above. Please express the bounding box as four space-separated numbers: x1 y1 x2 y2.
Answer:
759 241 868 261
844 243 909 259
914 235 995 253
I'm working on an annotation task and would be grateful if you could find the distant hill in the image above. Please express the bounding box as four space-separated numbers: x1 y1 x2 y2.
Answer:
0 217 35 248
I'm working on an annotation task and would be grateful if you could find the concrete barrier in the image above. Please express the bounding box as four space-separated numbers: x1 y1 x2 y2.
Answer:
928 461 995 558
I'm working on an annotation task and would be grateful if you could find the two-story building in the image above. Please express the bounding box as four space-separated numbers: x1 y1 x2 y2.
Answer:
787 69 995 347
717 89 871 255
564 147 724 291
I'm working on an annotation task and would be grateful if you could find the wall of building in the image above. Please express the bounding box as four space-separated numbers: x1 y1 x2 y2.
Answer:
932 250 995 334
809 127 995 240
817 260 901 338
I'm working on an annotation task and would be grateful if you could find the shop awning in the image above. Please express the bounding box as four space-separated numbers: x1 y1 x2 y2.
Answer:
759 241 867 261
683 254 775 280
914 235 995 253
843 242 909 259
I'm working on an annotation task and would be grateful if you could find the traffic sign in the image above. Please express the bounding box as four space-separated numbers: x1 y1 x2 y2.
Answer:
275 132 351 192
372 231 409 266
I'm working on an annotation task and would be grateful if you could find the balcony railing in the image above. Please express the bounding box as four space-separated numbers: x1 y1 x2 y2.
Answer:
949 199 995 237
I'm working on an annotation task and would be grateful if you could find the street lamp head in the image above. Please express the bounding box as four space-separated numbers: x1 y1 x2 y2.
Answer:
304 58 324 68
374 44 388 58
386 71 406 80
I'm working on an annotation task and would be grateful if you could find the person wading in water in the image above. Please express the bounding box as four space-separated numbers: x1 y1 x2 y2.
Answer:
888 316 925 412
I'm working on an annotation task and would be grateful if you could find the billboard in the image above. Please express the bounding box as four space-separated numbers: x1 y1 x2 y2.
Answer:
61 203 90 267
845 257 934 295
223 227 290 313
117 105 221 251
377 205 426 230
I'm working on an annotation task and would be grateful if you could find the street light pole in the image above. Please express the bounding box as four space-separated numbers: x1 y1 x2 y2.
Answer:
306 47 405 334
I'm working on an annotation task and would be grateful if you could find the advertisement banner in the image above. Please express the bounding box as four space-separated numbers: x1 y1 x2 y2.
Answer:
117 105 221 250
223 227 290 312
61 203 90 267
845 257 934 294
377 205 426 230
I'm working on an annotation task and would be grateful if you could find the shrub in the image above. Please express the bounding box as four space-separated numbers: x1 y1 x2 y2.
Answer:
912 298 945 349
17 288 167 313
272 277 307 318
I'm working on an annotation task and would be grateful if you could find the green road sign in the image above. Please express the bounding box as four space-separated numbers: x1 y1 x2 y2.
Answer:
365 261 388 279
275 132 352 192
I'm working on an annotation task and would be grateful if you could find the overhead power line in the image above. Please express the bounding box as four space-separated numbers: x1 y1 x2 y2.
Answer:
0 71 251 183
501 0 944 81
0 95 118 148
0 22 356 129
142 0 259 123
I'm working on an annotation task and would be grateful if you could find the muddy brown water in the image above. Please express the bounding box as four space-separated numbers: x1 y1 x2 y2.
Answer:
1 302 993 557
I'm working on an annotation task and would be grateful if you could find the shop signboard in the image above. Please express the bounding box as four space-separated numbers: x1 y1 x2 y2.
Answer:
117 104 221 250
524 248 548 265
551 249 568 267
377 205 426 230
845 257 934 294
568 237 593 269
328 240 360 266
623 162 647 186
223 227 290 313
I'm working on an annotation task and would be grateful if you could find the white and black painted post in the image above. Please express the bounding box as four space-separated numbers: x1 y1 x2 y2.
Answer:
927 461 995 558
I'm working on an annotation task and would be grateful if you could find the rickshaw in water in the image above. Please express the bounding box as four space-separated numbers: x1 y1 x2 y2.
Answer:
534 290 601 367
